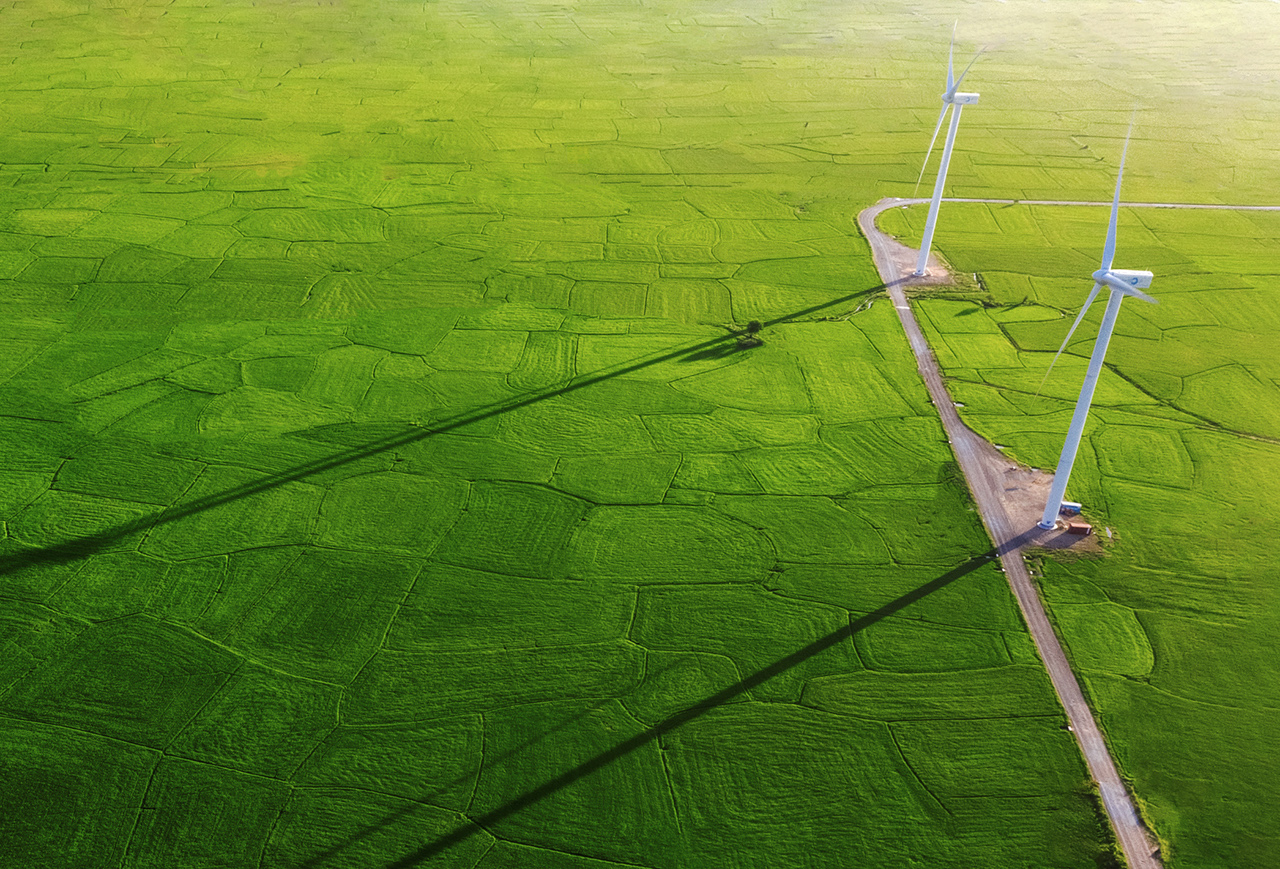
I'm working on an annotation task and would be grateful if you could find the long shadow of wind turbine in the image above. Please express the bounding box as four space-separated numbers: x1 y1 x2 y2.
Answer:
282 548 999 869
0 283 888 578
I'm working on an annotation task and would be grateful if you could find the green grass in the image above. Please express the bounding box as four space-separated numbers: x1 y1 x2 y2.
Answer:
901 201 1280 868
7 0 1279 866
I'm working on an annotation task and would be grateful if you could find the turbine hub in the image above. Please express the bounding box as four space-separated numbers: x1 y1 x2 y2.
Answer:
1093 268 1154 290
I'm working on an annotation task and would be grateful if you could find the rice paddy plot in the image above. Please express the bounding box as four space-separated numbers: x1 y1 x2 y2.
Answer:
917 186 1280 868
0 0 1211 865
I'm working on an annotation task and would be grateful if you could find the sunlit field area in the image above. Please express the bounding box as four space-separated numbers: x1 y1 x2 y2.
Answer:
2 0 1278 867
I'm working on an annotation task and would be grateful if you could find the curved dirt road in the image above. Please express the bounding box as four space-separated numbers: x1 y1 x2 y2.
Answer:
857 198 1164 869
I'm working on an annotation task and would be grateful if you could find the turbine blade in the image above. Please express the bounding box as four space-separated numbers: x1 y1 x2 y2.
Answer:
914 103 950 196
1101 118 1135 272
1120 285 1159 305
947 22 956 93
1037 283 1104 395
951 46 986 93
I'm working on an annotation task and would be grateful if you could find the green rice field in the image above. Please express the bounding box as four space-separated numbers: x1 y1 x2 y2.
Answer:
2 0 1277 867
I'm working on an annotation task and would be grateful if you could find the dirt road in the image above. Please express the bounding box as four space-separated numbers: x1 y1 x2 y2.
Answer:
857 198 1164 869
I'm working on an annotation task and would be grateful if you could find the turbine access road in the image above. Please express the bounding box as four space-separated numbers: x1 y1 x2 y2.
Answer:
857 196 1165 869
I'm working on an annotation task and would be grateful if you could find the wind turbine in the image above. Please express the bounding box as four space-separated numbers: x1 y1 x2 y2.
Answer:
1038 125 1156 530
914 26 983 277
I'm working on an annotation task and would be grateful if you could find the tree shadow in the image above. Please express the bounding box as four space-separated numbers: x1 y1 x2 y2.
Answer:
0 283 886 578
282 548 1000 868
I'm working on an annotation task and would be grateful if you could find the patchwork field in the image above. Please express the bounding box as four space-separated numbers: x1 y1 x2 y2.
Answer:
2 0 1277 867
883 198 1280 868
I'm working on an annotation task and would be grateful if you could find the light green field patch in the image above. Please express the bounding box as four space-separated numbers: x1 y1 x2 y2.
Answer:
819 418 948 486
551 453 680 504
235 208 386 243
499 397 653 455
168 664 340 777
802 665 1057 720
645 278 733 324
113 191 233 220
1180 364 1280 439
715 495 888 565
1091 423 1193 489
200 388 349 438
3 208 97 236
739 444 862 496
855 619 1011 673
671 352 811 413
293 717 481 809
317 471 467 555
227 333 349 361
568 505 774 583
300 344 387 409
350 307 458 355
150 225 239 258
75 213 184 245
645 408 818 453
671 453 762 494
570 281 648 318
508 331 576 391
1053 602 1154 676
343 641 644 723
433 481 588 578
427 329 527 373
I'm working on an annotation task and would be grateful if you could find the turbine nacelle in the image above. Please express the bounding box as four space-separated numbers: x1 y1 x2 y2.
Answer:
1092 268 1157 302
945 91 980 106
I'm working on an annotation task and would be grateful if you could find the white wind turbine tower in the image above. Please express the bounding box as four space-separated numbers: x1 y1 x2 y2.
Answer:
1039 125 1156 530
914 26 983 277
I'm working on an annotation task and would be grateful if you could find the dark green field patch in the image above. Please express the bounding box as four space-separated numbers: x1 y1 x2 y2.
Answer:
715 495 889 565
142 465 322 558
226 548 421 683
53 438 204 505
263 786 493 869
125 756 289 869
665 703 946 866
432 481 588 578
472 701 682 867
0 719 156 868
168 664 340 778
317 471 468 555
632 584 857 702
388 563 635 649
343 641 644 723
0 617 238 748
